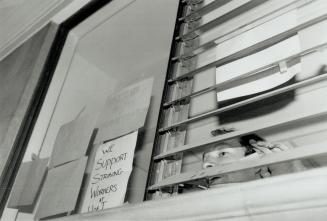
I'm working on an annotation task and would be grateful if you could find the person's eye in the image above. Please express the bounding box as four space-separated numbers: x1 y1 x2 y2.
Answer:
219 152 228 157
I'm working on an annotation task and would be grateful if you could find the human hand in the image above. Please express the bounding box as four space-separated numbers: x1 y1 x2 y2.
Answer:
249 140 290 155
248 140 307 176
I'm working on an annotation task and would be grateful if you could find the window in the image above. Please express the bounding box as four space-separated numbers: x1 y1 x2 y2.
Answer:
147 0 327 200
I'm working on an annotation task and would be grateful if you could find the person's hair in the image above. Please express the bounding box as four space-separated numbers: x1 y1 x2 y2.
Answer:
239 134 265 155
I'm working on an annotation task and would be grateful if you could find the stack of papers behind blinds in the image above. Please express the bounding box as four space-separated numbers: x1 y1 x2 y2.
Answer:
215 9 300 103
214 0 327 128
215 3 327 103
216 35 301 102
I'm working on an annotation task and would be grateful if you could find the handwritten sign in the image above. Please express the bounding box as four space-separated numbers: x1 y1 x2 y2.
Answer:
81 131 138 213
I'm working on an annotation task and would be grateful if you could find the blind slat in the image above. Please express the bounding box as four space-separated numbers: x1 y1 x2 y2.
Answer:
179 0 232 22
177 0 266 40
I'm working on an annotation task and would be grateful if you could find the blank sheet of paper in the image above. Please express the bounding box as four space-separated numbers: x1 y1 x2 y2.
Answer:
95 78 153 143
35 157 88 219
8 157 48 209
48 115 95 168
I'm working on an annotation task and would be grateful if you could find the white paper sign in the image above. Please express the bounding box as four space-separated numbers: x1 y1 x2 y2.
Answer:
82 131 138 213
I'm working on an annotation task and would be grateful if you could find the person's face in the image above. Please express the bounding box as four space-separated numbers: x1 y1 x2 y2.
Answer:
202 141 246 169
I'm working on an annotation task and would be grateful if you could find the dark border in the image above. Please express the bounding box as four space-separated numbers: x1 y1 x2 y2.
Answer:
0 0 113 214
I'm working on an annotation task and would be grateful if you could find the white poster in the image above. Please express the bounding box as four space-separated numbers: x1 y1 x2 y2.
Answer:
82 131 138 213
